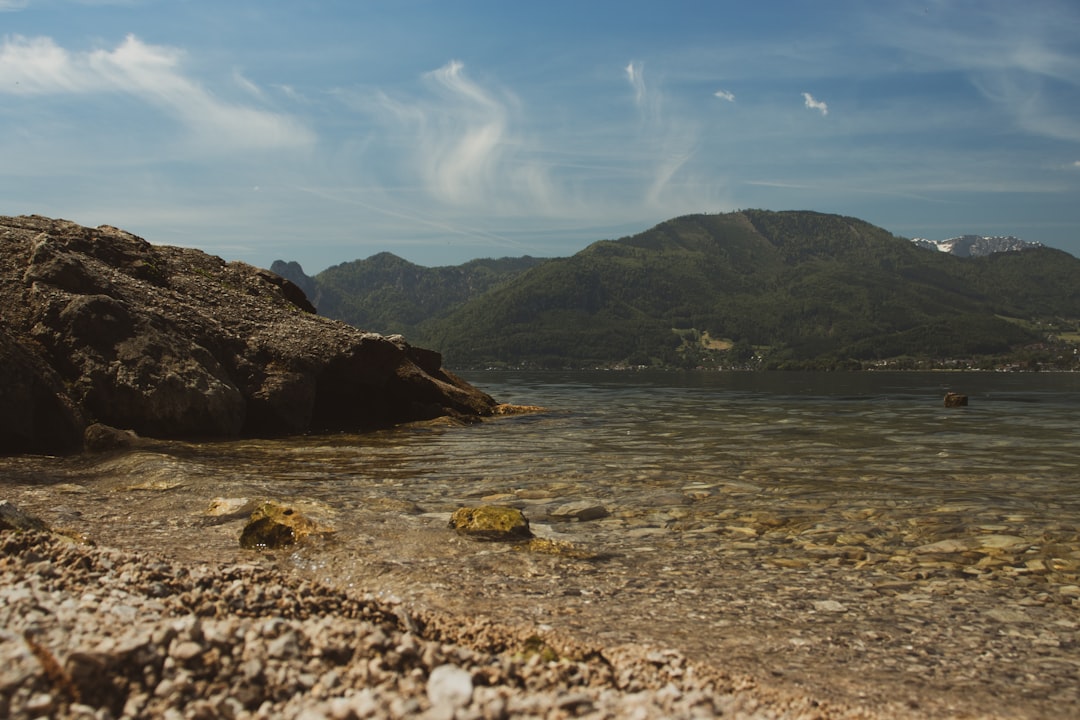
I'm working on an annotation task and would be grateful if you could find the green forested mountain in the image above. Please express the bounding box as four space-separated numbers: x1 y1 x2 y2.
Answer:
270 253 546 337
274 210 1080 370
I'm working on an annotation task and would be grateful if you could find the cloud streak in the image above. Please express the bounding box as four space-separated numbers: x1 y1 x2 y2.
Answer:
713 89 735 102
0 34 314 151
370 59 559 214
625 61 645 107
802 92 828 116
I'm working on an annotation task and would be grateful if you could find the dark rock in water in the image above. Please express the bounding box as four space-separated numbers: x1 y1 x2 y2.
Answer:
239 501 328 549
0 500 49 532
449 506 534 541
944 392 969 407
0 215 497 453
83 423 140 452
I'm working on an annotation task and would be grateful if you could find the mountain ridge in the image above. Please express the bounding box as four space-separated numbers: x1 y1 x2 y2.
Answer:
911 234 1044 257
274 210 1080 371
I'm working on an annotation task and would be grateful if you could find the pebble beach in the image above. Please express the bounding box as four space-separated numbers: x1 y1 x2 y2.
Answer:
3 530 884 720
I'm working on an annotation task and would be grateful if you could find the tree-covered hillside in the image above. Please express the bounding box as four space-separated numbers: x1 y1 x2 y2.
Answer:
275 210 1080 370
271 254 546 338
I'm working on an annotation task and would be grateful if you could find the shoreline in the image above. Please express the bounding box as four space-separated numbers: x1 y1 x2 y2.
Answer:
3 530 912 720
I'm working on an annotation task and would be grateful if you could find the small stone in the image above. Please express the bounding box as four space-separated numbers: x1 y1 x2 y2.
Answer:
449 506 533 541
913 538 972 554
427 664 473 710
976 535 1029 551
25 693 55 714
170 640 204 661
812 600 847 613
206 497 255 517
267 631 300 659
549 500 611 522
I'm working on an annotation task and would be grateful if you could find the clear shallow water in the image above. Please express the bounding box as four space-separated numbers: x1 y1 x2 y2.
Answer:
5 371 1080 717
8 370 1079 547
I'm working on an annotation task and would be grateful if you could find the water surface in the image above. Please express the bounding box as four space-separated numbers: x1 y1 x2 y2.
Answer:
4 371 1079 718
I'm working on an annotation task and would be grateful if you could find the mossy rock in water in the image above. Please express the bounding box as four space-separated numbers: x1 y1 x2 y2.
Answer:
239 501 321 549
449 505 533 541
0 500 48 532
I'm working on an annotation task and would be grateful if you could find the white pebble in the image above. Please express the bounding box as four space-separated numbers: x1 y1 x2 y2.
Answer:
427 663 473 710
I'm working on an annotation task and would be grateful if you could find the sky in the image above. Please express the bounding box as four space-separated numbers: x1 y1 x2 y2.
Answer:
2 1 1079 272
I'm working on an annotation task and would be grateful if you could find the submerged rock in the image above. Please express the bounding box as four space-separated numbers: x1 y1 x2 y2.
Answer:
206 497 257 519
0 500 48 532
549 500 611 522
0 215 498 454
83 423 140 452
449 506 533 541
944 392 968 407
239 501 330 549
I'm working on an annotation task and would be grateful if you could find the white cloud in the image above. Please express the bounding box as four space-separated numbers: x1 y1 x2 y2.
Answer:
369 59 559 213
713 89 735 102
0 34 314 151
0 0 28 11
625 60 645 107
802 91 828 116
232 68 265 99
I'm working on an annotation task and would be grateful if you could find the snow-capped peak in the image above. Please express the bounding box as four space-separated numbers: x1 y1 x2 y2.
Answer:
911 234 1043 257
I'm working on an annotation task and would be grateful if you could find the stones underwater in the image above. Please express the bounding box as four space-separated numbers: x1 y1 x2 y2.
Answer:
448 506 533 541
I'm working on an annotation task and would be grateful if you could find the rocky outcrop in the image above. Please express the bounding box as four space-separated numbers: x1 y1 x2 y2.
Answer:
0 215 497 453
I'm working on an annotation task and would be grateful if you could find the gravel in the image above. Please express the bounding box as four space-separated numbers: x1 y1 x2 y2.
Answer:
1 530 888 720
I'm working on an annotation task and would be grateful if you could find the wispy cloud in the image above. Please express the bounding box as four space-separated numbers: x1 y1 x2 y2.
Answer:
369 59 559 214
864 4 1080 141
802 91 828 116
625 60 645 107
713 89 735 102
618 61 721 213
0 34 314 151
0 0 28 11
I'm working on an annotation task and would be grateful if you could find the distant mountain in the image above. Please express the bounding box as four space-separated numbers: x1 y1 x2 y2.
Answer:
275 210 1080 371
271 254 547 337
911 235 1043 257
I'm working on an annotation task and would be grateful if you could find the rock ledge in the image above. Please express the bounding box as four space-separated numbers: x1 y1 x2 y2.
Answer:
0 215 496 453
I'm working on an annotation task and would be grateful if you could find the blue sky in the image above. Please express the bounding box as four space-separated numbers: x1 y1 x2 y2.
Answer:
2 1 1079 272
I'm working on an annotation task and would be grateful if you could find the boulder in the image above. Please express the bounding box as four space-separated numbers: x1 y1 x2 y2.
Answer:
0 215 498 453
449 506 533 541
943 392 968 407
239 501 330 549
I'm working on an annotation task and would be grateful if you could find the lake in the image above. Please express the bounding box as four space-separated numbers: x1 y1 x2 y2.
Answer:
3 370 1079 718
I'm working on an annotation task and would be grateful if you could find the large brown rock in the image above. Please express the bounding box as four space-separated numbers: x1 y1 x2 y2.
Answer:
0 215 496 453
